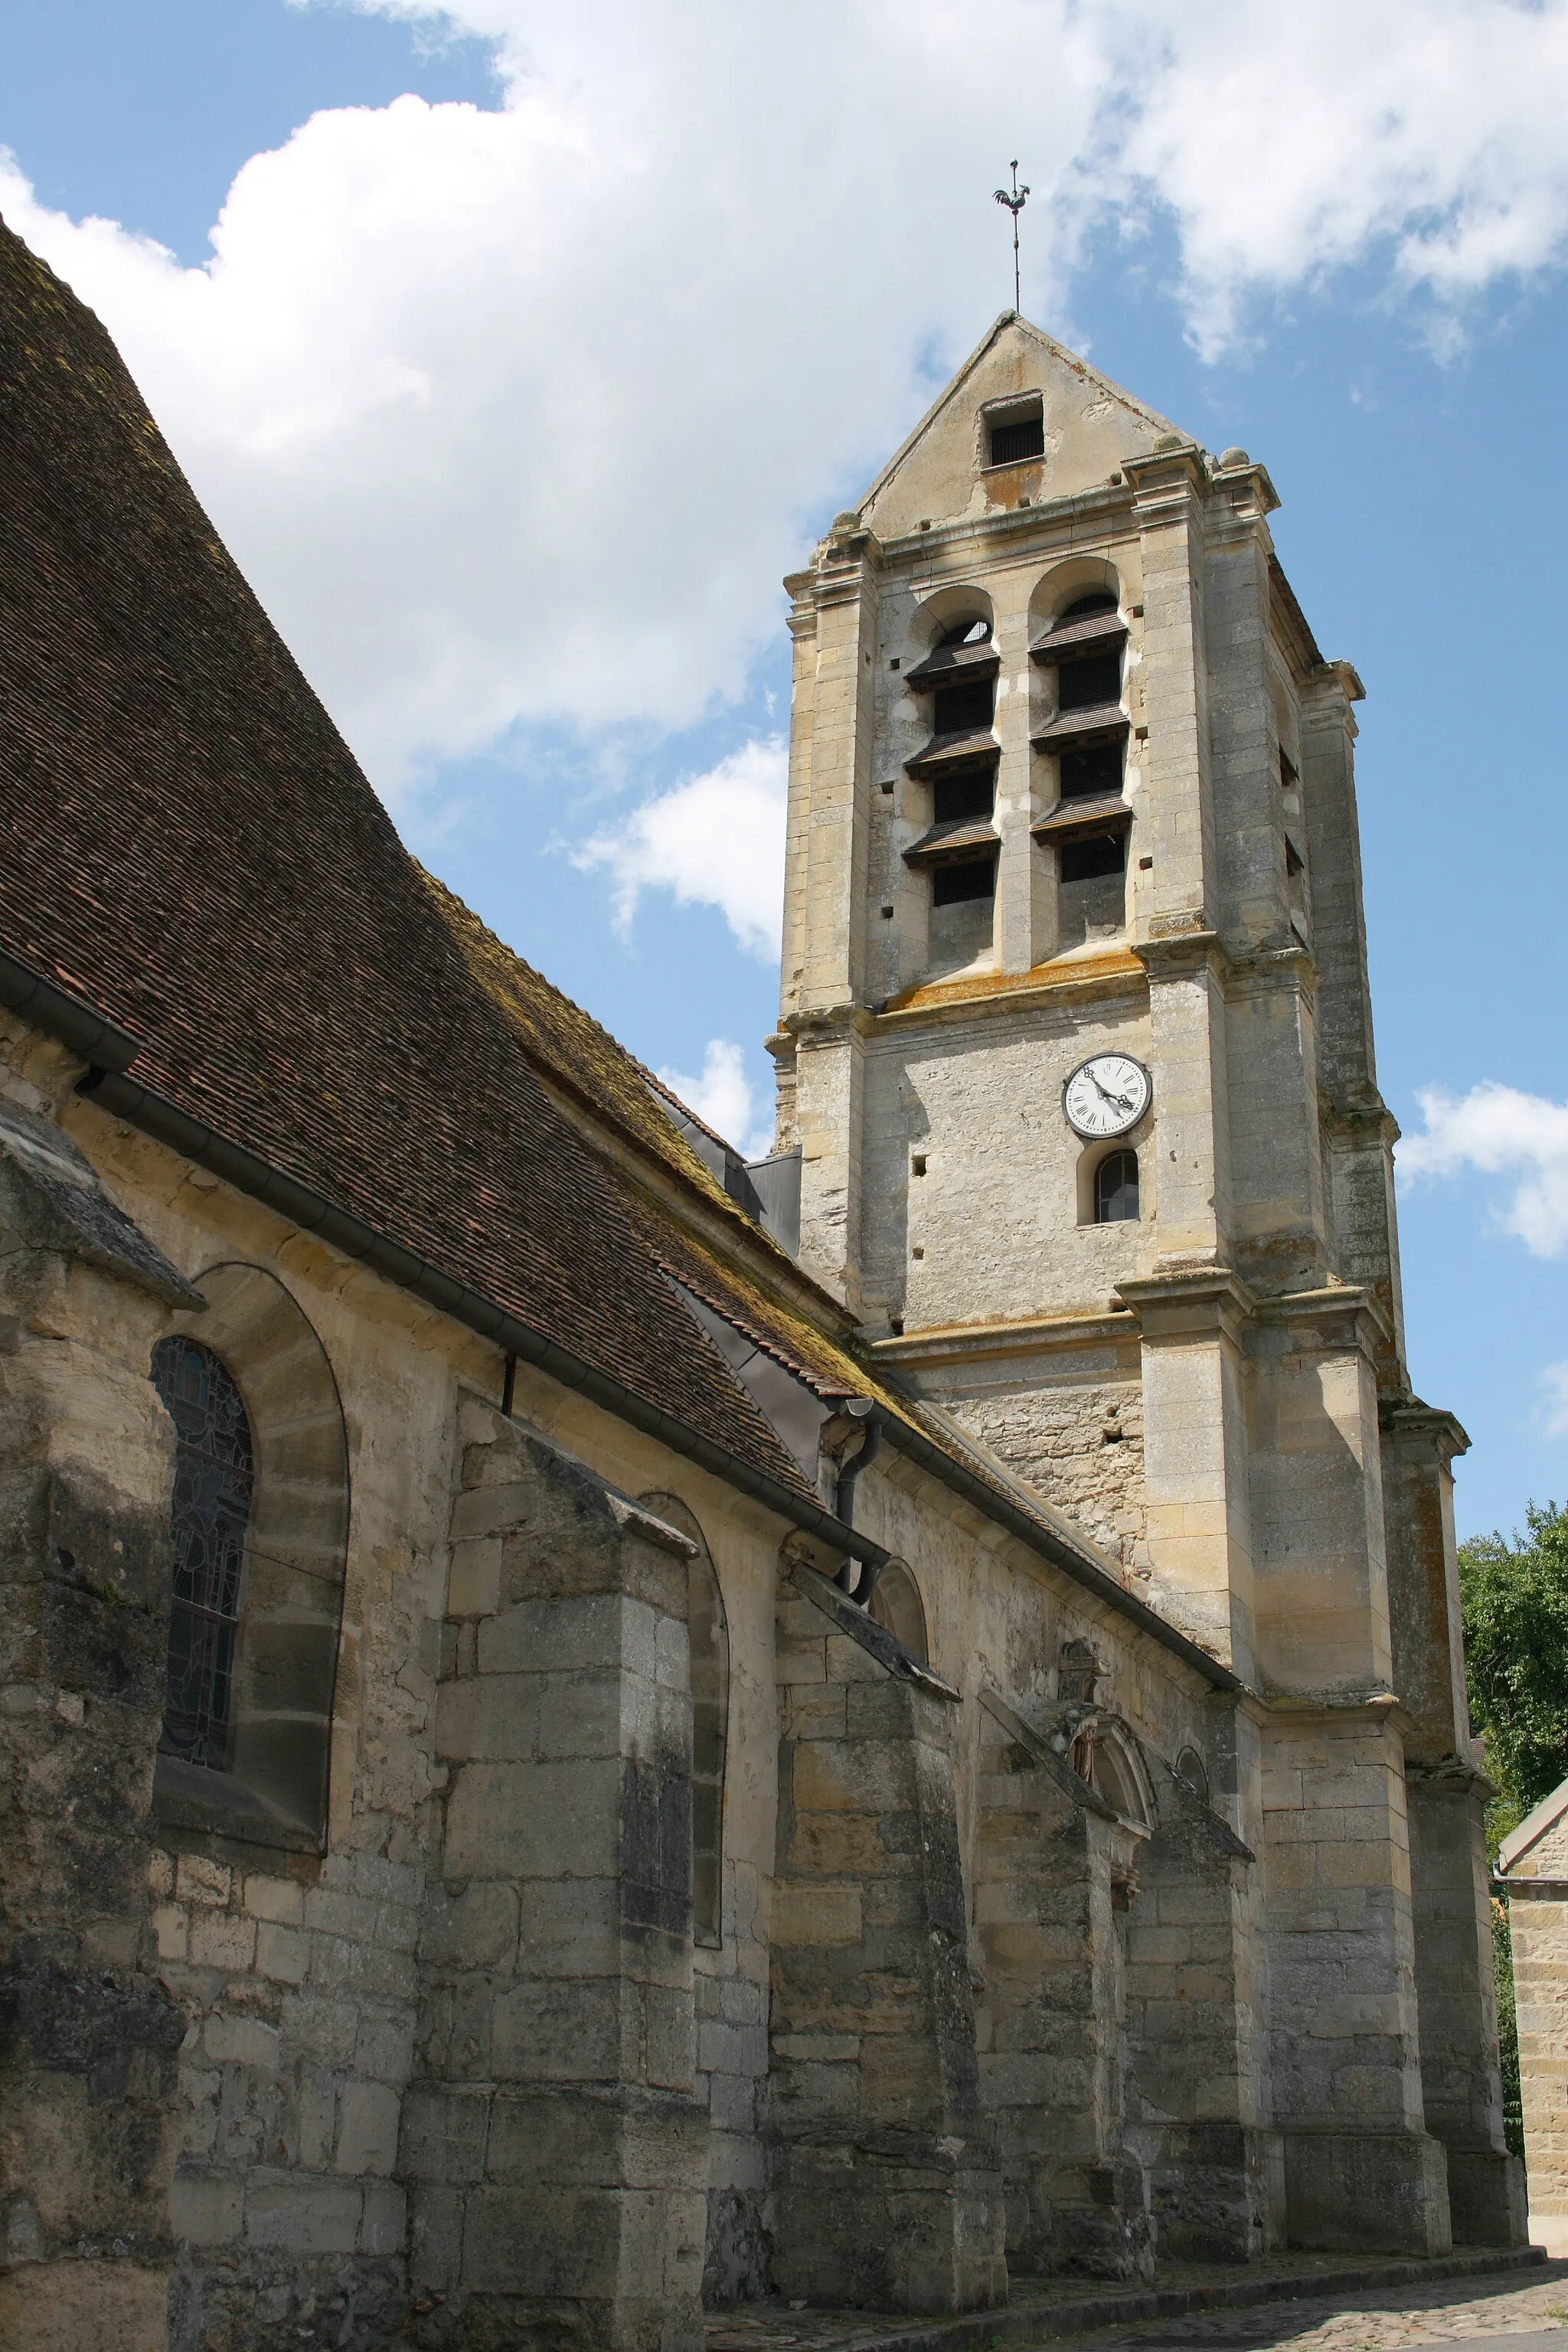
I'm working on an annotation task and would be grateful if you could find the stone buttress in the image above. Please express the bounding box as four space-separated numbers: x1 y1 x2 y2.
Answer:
0 1080 192 2350
766 1557 1007 2312
407 1402 708 2351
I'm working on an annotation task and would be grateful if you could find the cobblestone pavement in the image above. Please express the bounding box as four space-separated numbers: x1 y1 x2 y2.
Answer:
1051 2258 1568 2352
703 2256 1568 2352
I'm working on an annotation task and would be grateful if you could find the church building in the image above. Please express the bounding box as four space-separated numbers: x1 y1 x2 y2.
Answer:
0 222 1524 2352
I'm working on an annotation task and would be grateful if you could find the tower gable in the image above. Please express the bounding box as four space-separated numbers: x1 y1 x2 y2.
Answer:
858 313 1183 541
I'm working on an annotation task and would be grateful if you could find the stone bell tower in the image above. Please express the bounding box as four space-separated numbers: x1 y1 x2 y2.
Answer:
768 314 1524 2251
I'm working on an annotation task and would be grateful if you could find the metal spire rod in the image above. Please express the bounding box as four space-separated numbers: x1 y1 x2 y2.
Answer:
994 160 1029 313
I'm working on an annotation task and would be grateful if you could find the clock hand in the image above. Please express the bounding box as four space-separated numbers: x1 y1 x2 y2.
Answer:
1091 1076 1135 1112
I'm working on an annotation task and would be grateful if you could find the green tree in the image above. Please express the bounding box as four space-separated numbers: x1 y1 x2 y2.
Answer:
1458 1501 1568 1817
1459 1501 1568 2164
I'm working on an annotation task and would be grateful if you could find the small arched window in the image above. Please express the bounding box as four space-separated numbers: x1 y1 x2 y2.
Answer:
151 1337 253 1771
1095 1149 1139 1224
1072 1726 1152 1828
641 1492 729 1949
689 1549 730 1949
867 1559 929 1664
150 1265 349 1856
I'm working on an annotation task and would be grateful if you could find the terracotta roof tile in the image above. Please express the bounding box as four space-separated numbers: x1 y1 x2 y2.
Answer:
0 218 814 1506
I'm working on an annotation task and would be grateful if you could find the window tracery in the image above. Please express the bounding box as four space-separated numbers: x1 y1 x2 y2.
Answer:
150 1335 253 1771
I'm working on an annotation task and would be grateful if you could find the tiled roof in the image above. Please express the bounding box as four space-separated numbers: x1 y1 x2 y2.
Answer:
0 218 815 1506
0 222 1237 1690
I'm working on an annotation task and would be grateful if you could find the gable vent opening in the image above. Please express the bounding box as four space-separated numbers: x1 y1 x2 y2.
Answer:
988 407 1044 466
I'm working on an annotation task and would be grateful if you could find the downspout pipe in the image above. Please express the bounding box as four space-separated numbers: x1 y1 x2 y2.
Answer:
831 1400 885 1602
77 1063 896 1583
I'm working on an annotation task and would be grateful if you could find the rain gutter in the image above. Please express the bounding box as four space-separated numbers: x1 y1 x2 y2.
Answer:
0 946 143 1073
69 1058 891 1579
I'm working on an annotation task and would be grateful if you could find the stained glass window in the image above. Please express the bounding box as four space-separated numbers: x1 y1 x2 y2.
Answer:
150 1337 253 1770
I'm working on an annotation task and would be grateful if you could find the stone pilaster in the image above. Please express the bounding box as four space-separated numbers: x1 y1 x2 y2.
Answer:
972 1690 1153 2278
1125 1751 1282 2259
1132 935 1236 1269
406 1402 707 2351
1263 1697 1449 2253
789 1010 872 1315
0 1086 192 2351
1124 448 1218 936
782 522 884 1309
767 1563 1004 2314
1116 1268 1256 1679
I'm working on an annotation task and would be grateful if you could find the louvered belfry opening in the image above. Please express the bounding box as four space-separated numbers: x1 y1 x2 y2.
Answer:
1054 591 1122 714
932 852 996 907
1060 740 1124 801
933 765 995 828
933 678 995 737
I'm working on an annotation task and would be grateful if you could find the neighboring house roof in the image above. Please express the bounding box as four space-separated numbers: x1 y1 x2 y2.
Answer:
1498 1777 1568 1877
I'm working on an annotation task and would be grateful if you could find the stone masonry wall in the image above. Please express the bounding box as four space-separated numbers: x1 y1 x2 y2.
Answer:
767 1562 1006 2315
1508 1801 1568 2255
950 1379 1145 1573
148 1843 419 2350
0 1047 190 2352
405 1398 707 2352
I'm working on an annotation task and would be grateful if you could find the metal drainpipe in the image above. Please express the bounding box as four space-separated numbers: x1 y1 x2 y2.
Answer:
833 1402 885 1603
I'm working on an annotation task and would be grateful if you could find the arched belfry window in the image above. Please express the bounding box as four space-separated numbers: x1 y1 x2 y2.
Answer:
152 1337 253 1771
1095 1149 1139 1224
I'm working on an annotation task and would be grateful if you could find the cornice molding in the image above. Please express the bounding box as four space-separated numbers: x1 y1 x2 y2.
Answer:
871 1307 1141 1371
1262 1688 1416 1738
1380 1398 1472 1459
873 947 1148 1030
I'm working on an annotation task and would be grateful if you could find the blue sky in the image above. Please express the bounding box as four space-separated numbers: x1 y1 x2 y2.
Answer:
5 0 1568 1538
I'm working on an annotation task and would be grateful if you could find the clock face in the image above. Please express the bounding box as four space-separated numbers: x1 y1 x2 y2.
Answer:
1063 1054 1152 1140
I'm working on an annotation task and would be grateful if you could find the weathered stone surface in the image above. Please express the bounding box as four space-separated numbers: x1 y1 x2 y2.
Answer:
407 1406 707 2350
1497 1782 1568 2255
0 1120 188 2347
768 1572 1006 2314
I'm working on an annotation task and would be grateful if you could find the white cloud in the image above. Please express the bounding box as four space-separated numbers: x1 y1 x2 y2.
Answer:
1397 1081 1568 1258
658 1038 769 1159
1539 1363 1568 1439
573 737 786 960
5 0 1568 793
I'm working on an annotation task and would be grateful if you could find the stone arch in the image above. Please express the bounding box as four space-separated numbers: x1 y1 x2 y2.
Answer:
151 1262 349 1854
867 1557 929 1664
640 1491 729 1947
908 580 995 661
1028 554 1122 637
1071 1715 1158 1831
